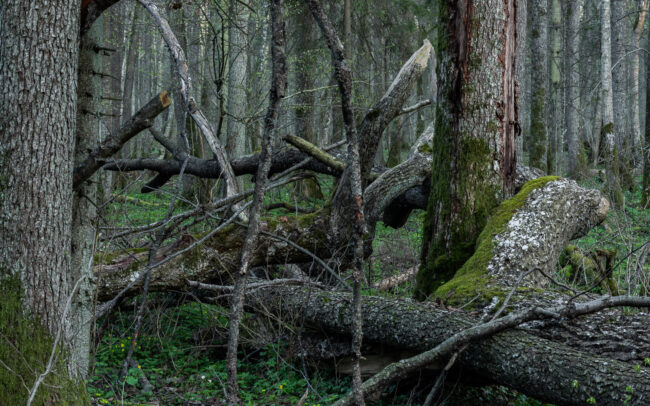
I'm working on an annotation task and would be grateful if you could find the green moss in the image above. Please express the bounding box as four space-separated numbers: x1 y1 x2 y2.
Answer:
416 131 501 299
418 143 433 155
432 176 560 304
0 274 89 405
602 122 614 135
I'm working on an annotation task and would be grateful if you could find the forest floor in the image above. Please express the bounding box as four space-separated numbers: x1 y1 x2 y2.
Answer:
88 173 648 405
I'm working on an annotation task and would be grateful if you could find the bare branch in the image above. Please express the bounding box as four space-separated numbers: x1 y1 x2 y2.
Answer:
73 91 171 189
136 0 240 198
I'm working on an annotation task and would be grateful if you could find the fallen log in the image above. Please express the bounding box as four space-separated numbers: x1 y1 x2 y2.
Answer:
418 177 610 303
250 285 650 406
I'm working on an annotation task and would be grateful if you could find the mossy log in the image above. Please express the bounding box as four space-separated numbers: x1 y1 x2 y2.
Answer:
94 211 332 302
422 177 610 304
248 285 650 406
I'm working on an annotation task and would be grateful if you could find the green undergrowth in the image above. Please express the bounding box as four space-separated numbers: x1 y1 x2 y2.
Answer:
560 175 650 295
0 274 89 405
89 299 419 405
432 176 560 305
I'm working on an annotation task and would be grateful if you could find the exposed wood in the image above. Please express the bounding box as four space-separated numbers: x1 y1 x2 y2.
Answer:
73 91 171 189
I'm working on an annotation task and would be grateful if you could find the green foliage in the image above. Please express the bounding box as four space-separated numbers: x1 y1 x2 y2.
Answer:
0 274 89 405
559 176 650 296
89 300 353 405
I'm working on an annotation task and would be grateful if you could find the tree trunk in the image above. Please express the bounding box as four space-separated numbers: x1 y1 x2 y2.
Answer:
225 0 250 172
601 0 624 208
416 0 518 299
0 1 90 403
549 0 561 174
566 0 584 178
643 25 650 206
528 0 549 173
632 1 647 160
515 0 528 158
247 285 650 406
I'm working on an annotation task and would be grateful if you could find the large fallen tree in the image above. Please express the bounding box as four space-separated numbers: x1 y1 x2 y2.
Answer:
87 2 650 403
94 174 650 405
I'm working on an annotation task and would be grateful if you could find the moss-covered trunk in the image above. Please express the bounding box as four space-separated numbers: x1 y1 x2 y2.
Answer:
416 0 517 299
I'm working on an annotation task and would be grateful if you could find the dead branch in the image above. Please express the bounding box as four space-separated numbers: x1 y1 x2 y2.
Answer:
73 91 171 189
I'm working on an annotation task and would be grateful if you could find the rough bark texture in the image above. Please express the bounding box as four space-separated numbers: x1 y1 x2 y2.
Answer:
69 16 103 379
416 0 518 299
0 0 78 346
0 0 89 403
487 180 608 286
566 0 583 178
528 0 549 173
247 286 650 406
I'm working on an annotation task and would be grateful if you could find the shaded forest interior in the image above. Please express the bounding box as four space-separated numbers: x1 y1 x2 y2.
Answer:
0 0 650 405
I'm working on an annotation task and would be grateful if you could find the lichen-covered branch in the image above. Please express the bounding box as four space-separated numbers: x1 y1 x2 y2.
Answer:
427 177 609 303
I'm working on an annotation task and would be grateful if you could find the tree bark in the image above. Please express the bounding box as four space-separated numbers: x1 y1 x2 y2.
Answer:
247 285 650 406
632 1 647 158
601 0 624 208
566 0 584 179
528 0 549 173
548 0 561 174
416 0 518 299
0 0 89 403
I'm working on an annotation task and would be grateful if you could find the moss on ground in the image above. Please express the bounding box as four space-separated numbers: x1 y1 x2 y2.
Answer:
432 176 560 305
0 274 89 405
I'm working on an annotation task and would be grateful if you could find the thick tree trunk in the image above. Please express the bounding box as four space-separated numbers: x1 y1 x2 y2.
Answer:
416 0 517 299
432 177 609 304
0 0 89 403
